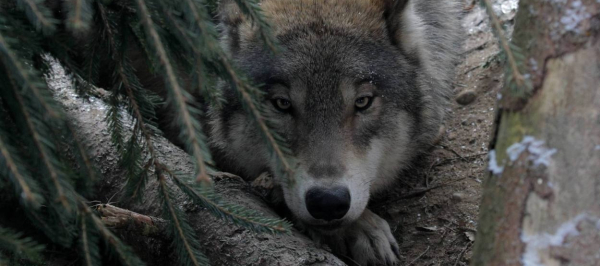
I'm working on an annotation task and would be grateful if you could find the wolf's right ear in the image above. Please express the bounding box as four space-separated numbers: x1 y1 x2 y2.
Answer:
218 0 246 52
380 0 424 58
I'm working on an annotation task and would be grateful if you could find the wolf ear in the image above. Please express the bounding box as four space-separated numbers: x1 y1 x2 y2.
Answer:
218 0 246 52
381 0 424 58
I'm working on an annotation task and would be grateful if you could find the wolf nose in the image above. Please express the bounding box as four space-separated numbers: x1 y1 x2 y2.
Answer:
305 187 351 221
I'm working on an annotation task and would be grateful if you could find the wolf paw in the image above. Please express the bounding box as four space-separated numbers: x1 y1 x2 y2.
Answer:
310 209 400 266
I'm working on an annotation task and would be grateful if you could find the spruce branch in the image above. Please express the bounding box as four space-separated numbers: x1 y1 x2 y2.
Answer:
232 0 279 52
4 67 71 210
159 0 293 181
169 171 292 234
78 212 101 266
13 0 57 34
0 127 43 209
0 226 44 262
132 0 212 184
0 31 59 119
159 7 223 107
65 0 93 32
121 131 148 201
236 82 294 181
22 205 74 247
98 3 160 200
158 173 209 266
65 123 99 186
106 90 127 151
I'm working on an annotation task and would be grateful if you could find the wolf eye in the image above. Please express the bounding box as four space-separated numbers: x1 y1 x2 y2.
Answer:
272 98 292 112
355 96 373 111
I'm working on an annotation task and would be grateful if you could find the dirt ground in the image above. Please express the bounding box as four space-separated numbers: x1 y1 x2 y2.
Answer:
369 1 517 265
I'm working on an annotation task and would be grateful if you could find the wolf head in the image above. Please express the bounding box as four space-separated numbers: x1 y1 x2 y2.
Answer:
210 0 461 230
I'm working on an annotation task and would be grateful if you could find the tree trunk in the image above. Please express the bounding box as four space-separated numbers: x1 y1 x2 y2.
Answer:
49 65 345 266
471 1 600 265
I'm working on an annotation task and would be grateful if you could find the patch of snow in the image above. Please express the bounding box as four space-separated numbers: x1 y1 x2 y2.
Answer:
506 136 557 167
500 0 518 14
488 150 504 175
493 0 519 20
522 214 600 266
529 58 538 71
559 0 591 33
507 138 529 161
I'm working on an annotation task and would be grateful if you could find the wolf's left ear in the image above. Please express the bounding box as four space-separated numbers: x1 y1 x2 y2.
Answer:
381 0 424 57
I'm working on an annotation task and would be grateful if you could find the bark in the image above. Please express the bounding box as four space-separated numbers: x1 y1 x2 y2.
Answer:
471 1 600 265
50 68 345 265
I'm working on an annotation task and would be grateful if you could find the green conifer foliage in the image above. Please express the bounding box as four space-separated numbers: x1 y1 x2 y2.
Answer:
0 0 292 264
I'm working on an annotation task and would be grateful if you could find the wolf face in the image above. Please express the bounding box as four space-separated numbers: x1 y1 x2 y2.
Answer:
210 0 461 232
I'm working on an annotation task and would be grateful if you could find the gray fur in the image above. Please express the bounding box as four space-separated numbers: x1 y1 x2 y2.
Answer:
210 0 463 264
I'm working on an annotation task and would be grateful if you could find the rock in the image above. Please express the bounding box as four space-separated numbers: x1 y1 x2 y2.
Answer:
448 132 457 141
456 90 477 105
451 192 465 203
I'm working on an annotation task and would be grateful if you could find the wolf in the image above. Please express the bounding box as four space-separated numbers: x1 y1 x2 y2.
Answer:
210 0 462 264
